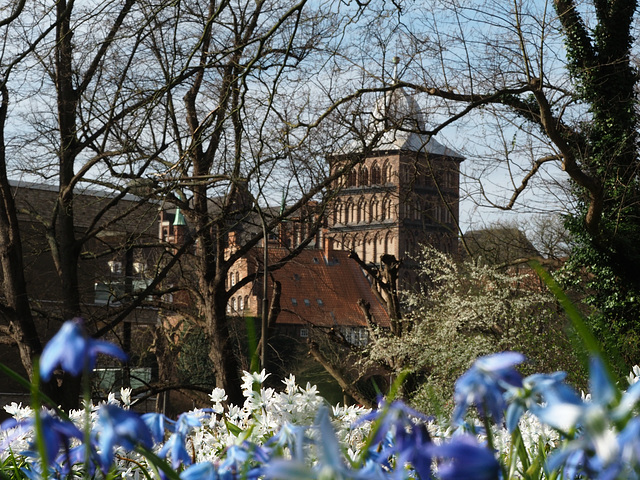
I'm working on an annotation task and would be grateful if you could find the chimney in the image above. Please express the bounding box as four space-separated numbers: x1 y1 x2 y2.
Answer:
323 232 333 261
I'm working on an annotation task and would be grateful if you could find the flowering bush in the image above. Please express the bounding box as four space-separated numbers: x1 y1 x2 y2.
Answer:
2 319 640 479
364 245 585 414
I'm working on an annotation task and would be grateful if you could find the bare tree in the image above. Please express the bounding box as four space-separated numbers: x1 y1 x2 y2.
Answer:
0 0 196 408
335 0 640 366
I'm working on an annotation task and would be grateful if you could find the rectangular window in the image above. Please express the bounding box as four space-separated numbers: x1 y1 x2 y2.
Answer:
299 328 309 338
291 298 298 306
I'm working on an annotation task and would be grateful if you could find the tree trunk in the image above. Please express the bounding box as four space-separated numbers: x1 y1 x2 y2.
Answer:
206 289 244 406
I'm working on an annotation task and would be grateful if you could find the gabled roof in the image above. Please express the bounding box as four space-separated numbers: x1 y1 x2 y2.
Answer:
252 248 391 329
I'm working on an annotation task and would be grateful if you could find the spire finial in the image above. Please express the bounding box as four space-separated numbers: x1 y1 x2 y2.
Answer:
392 56 400 84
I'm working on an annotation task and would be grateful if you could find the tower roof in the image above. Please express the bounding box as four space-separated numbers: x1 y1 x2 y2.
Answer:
336 88 463 159
371 88 463 158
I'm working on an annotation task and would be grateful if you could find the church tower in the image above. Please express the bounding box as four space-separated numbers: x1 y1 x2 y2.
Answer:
326 86 464 271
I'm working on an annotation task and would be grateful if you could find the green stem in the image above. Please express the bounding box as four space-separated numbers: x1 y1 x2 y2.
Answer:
30 360 49 480
83 360 92 475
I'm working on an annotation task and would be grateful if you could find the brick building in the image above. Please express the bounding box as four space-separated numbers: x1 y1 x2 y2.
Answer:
327 88 464 286
0 181 160 409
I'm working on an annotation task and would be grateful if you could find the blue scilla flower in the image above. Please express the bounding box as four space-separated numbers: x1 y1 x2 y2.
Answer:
180 461 219 480
453 351 525 426
539 357 632 479
505 371 579 432
429 435 500 480
158 411 202 469
264 406 388 480
266 423 308 462
95 404 153 472
142 412 173 443
535 356 614 433
1 411 83 469
359 400 433 479
40 318 127 381
218 443 270 480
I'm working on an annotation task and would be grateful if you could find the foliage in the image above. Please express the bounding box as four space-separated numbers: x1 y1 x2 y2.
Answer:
554 0 640 371
364 246 585 413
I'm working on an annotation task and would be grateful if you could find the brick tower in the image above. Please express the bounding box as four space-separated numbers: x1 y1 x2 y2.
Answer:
327 87 464 279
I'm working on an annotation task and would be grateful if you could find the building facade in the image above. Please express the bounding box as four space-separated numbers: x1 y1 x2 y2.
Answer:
327 88 464 274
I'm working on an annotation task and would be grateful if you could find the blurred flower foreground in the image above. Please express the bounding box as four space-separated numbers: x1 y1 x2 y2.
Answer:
2 320 640 479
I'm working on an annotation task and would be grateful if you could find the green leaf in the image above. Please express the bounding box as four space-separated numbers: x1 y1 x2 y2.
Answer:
529 260 625 385
225 419 244 437
136 446 181 480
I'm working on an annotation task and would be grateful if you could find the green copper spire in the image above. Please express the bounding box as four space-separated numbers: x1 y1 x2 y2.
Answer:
173 207 186 226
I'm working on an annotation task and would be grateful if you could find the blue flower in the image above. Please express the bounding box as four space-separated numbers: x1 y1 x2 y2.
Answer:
263 407 388 480
214 441 271 480
453 351 524 425
180 462 219 480
142 412 172 443
1 412 83 469
539 356 626 478
40 318 127 381
95 404 153 472
158 412 202 469
266 423 308 462
505 371 578 432
38 413 84 467
429 435 500 480
359 400 433 479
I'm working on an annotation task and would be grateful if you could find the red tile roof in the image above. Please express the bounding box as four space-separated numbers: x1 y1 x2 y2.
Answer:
251 248 391 328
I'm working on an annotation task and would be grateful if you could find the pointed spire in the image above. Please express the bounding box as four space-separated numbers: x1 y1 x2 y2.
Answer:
173 207 186 226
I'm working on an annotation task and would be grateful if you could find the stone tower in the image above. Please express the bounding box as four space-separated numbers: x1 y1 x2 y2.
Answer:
326 87 464 276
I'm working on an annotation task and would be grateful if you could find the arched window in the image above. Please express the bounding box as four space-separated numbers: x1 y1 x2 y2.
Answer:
344 198 352 224
359 166 368 186
370 163 381 184
232 297 237 311
381 199 387 220
382 161 392 184
414 200 421 220
238 296 244 310
244 296 249 309
333 200 341 224
347 169 357 187
361 234 367 262
372 234 378 264
358 199 366 223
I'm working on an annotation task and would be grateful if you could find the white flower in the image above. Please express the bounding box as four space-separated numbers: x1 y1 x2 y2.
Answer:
241 369 270 393
120 387 132 408
627 365 640 385
3 402 32 422
209 387 227 404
